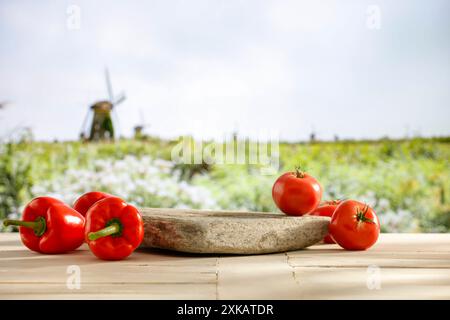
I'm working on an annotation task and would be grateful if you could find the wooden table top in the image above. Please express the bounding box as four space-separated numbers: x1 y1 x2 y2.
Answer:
0 233 449 299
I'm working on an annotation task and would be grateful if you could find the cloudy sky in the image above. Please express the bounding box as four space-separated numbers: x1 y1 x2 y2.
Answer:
0 0 449 141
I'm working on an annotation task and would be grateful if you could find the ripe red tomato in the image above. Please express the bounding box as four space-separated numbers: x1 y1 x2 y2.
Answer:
272 169 322 216
329 200 380 250
73 191 112 217
309 200 342 243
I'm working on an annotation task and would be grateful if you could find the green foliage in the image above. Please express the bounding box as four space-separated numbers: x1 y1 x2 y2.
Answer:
0 143 33 222
279 139 450 232
0 137 449 232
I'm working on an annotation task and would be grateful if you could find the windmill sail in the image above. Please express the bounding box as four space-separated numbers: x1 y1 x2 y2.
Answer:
113 92 126 106
105 68 114 102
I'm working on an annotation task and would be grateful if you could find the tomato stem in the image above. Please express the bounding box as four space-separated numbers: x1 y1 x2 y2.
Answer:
355 204 374 224
294 166 305 178
3 217 47 236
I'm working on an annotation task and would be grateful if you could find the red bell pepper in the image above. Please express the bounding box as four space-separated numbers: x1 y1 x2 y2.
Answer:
3 197 85 254
85 196 144 260
73 191 112 216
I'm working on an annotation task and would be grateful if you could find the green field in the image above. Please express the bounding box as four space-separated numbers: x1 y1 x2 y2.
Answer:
1 137 449 232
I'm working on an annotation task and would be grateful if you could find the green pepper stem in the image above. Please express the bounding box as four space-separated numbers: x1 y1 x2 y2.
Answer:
3 217 46 236
88 223 120 241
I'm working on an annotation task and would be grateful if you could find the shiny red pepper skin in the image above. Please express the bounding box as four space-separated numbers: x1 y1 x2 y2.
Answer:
73 191 112 217
85 197 144 260
5 197 85 254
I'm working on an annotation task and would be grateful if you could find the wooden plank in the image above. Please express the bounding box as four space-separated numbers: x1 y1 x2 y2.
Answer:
0 283 216 300
0 268 216 284
287 234 450 268
216 253 301 299
0 250 218 273
292 267 450 299
1 233 450 299
305 233 450 253
372 233 450 252
287 251 450 268
0 233 218 299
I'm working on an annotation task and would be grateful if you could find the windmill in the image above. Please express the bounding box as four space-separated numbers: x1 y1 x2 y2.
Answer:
80 69 126 141
133 109 151 140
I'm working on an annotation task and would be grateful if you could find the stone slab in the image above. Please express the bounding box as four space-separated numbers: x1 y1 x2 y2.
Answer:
140 208 330 254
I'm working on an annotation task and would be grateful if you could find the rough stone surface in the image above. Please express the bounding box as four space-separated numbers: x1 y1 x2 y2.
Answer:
140 208 330 254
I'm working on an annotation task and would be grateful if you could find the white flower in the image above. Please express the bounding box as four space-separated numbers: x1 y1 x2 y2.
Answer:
31 155 216 210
